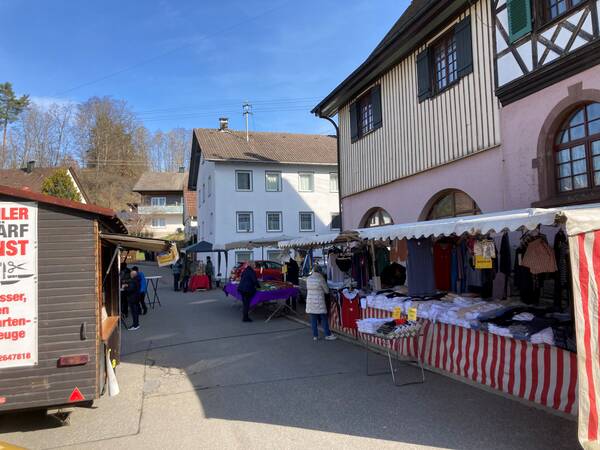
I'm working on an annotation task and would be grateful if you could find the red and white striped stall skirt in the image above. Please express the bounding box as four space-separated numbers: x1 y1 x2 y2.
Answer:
329 304 578 415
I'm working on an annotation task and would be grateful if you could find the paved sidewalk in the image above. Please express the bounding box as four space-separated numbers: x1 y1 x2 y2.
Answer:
0 265 579 449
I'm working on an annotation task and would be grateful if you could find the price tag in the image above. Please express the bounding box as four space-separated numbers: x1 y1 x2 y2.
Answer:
475 255 493 269
408 307 418 322
392 307 402 319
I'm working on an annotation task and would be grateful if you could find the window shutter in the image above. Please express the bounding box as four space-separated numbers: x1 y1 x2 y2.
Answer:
349 102 359 142
455 16 473 78
371 85 383 130
507 0 532 43
416 48 432 102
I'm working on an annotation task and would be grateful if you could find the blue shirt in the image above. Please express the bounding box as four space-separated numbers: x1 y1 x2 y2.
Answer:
138 271 148 293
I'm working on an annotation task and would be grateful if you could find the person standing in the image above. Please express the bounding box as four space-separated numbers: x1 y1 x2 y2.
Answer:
132 266 148 315
285 257 300 311
181 255 191 293
237 262 260 322
305 265 336 341
123 270 141 330
120 262 132 317
172 257 183 291
205 256 214 290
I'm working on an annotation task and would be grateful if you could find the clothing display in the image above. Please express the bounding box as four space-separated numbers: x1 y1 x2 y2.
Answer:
390 238 408 263
521 238 558 275
340 289 361 329
327 253 346 284
375 246 390 276
433 241 452 291
407 238 436 296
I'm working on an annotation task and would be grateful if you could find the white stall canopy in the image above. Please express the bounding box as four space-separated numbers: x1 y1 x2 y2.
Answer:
279 231 361 249
225 235 297 250
357 205 600 242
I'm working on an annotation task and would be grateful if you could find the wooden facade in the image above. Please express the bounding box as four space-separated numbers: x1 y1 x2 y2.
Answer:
495 0 600 104
337 0 500 198
0 188 127 413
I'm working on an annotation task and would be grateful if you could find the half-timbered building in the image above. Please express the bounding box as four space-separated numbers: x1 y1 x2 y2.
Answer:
494 0 600 207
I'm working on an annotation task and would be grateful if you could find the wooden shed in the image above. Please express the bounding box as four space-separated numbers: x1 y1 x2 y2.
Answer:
0 185 168 414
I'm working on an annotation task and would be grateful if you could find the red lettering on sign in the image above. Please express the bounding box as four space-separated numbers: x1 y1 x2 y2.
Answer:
0 239 28 256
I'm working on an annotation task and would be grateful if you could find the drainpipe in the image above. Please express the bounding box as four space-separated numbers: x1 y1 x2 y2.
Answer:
317 115 343 232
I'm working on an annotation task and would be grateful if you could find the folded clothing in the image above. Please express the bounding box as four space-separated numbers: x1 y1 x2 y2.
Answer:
531 327 555 345
357 318 390 335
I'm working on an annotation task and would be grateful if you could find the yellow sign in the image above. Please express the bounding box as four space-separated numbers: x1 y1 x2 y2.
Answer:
392 307 402 319
475 255 493 269
408 307 418 322
156 244 179 267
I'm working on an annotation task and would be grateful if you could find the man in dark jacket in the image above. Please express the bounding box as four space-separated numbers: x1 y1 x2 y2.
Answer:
286 257 300 285
237 261 260 322
123 270 141 330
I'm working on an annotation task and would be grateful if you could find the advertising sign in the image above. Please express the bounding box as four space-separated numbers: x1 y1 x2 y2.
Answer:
157 243 178 267
0 202 38 368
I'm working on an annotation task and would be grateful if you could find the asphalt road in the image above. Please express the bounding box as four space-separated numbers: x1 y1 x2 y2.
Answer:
0 265 580 449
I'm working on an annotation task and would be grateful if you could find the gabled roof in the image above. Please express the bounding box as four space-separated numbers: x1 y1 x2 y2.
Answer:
193 129 337 165
133 171 187 193
0 184 127 233
313 0 468 117
0 166 91 203
188 129 337 190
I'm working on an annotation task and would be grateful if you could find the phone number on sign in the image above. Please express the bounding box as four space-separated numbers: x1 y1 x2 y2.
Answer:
0 352 31 362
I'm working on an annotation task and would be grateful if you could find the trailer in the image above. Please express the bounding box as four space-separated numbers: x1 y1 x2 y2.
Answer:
0 185 169 416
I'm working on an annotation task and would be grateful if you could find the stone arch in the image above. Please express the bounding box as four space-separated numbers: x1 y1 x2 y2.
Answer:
359 207 394 228
419 189 481 221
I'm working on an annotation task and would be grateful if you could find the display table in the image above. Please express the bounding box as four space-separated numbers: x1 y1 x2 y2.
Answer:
329 303 578 415
189 274 210 291
145 276 162 308
223 282 300 322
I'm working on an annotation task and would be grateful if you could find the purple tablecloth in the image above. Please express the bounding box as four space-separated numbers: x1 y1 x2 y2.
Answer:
223 283 299 309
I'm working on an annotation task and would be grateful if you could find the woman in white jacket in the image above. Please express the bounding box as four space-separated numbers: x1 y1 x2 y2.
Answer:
305 265 337 341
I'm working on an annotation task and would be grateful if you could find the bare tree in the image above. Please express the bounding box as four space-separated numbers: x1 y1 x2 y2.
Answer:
7 102 74 168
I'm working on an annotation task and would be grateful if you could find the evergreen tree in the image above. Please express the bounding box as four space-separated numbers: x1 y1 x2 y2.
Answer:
41 169 82 202
0 82 30 165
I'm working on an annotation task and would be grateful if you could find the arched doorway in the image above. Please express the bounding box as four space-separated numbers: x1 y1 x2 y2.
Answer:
422 189 481 221
360 207 393 228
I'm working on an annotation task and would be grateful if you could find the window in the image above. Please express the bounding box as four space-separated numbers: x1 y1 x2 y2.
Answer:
267 251 285 263
265 171 282 192
236 251 253 264
541 0 585 25
236 212 253 232
507 0 532 43
417 17 472 101
236 170 252 191
299 212 315 232
427 190 481 220
202 184 205 203
329 173 339 193
151 197 166 207
266 211 283 232
349 85 382 142
151 218 166 228
298 172 314 192
555 103 600 193
208 176 212 197
331 213 341 230
362 208 393 228
433 34 458 92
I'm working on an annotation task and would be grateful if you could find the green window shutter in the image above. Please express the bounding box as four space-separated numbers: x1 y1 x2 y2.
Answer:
349 102 359 142
371 85 383 130
455 16 473 78
416 48 432 102
507 0 532 43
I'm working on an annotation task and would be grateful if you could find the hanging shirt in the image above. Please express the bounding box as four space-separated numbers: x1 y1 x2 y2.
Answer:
521 238 558 275
407 239 436 297
340 290 361 329
433 242 452 291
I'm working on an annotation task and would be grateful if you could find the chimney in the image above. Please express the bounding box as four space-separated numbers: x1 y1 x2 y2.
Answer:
178 166 185 173
218 117 229 131
26 161 35 173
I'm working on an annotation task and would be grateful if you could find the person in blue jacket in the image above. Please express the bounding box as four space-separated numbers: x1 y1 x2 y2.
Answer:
237 261 260 322
132 266 148 315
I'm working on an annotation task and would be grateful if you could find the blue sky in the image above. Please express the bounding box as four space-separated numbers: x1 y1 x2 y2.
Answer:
0 0 408 134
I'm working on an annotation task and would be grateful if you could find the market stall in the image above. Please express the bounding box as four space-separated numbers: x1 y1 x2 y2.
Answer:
182 240 228 289
281 205 600 448
223 280 300 322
